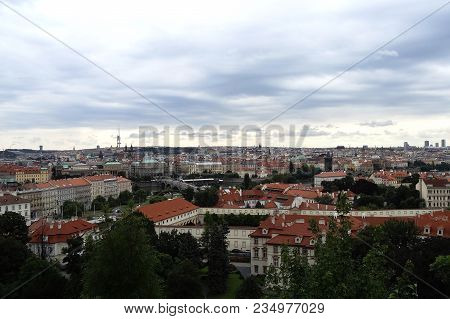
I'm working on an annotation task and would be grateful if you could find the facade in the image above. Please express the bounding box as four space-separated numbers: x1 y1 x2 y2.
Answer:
130 153 166 177
416 178 450 208
313 171 347 187
28 218 99 258
0 165 51 184
189 162 224 174
0 193 31 222
154 225 254 252
138 198 200 226
17 183 58 218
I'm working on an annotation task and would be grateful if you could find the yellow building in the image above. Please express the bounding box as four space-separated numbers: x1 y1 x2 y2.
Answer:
15 167 51 184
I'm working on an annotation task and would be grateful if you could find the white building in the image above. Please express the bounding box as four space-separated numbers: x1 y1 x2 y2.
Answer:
0 193 32 222
416 178 450 208
313 171 347 187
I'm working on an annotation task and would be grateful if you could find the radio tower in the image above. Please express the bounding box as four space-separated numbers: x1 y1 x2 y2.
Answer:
116 128 121 149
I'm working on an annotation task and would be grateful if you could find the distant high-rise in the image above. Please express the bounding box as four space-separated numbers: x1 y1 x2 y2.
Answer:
39 145 43 151
403 142 409 150
435 142 439 148
442 139 446 148
425 140 430 147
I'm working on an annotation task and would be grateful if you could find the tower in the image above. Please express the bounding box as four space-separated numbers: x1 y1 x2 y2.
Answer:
424 140 430 148
116 128 121 149
442 139 446 148
324 151 333 172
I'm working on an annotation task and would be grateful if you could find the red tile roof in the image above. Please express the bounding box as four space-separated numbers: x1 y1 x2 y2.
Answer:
29 219 97 244
137 198 198 223
315 171 347 178
0 193 30 205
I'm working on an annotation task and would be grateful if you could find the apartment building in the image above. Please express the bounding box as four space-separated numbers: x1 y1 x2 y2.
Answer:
416 178 450 208
314 171 347 187
0 193 31 222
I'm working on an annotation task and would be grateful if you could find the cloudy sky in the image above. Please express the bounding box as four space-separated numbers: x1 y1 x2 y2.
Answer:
0 0 449 149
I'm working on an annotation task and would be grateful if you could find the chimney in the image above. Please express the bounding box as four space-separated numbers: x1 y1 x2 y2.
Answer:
271 216 275 224
49 223 54 229
57 222 62 229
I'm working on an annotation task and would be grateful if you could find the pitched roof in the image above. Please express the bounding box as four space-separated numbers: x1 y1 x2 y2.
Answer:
315 171 347 178
29 219 97 244
0 193 30 205
137 198 198 223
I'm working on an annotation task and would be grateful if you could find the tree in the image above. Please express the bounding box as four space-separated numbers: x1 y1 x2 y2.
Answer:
62 201 84 218
194 187 219 207
166 260 203 298
430 255 450 285
242 173 252 190
0 237 30 285
133 189 148 203
82 217 161 298
315 194 333 205
202 216 229 295
389 260 418 298
62 237 84 298
0 211 29 244
182 187 195 202
118 190 133 205
289 161 295 174
7 256 67 298
237 276 263 299
91 195 106 210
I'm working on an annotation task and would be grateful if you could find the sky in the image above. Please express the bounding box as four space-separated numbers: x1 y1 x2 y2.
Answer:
0 0 449 150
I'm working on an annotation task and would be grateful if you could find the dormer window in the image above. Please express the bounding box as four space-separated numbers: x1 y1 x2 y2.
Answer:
424 226 430 234
262 228 268 235
310 239 316 246
437 228 444 237
319 219 325 225
295 236 302 244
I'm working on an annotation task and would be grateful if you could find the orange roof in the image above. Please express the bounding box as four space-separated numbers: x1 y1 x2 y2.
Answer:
0 193 30 205
49 178 90 188
84 174 115 182
29 219 97 244
315 171 347 178
285 189 320 198
137 198 198 223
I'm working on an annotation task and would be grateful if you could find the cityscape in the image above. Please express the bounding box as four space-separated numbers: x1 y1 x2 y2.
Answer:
0 0 449 308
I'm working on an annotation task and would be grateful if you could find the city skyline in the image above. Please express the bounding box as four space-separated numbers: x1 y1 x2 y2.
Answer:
1 0 450 149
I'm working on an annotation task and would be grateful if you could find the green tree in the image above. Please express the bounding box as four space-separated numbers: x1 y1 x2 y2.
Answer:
62 201 84 218
242 173 252 190
133 189 148 203
315 194 333 205
118 190 133 205
389 260 418 298
237 276 263 299
0 237 30 285
7 256 67 298
194 187 219 207
202 216 229 295
182 187 195 202
62 237 84 298
82 217 161 298
430 255 450 285
91 195 106 210
166 260 203 298
289 161 295 174
0 211 29 244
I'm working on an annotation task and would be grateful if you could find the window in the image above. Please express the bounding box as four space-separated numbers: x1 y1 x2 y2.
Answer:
234 229 238 236
254 265 259 274
437 228 444 236
253 248 259 258
263 266 267 274
262 248 267 259
234 241 238 248
273 245 279 254
242 242 246 249
273 256 279 267
424 226 430 234
254 238 258 245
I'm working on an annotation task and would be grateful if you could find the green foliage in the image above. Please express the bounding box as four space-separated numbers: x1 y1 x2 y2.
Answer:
354 185 425 209
236 276 263 299
321 175 354 193
194 187 219 207
91 195 106 210
389 260 418 299
62 201 84 218
242 173 253 190
166 260 203 298
133 189 148 203
181 187 195 202
7 256 67 298
62 237 84 298
202 216 229 295
430 255 450 285
315 194 333 205
0 211 29 244
147 195 167 204
82 216 161 298
0 237 30 284
118 190 133 205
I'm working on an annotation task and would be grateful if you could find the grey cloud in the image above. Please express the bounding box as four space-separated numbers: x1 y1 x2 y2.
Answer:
360 120 395 127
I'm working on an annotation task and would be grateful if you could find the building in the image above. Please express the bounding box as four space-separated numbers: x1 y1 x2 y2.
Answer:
17 183 58 218
442 139 446 148
425 141 430 148
0 193 31 222
48 178 92 213
0 164 51 184
189 162 224 174
324 152 333 172
416 178 450 208
28 218 99 258
313 171 347 187
137 198 200 226
154 225 254 252
130 153 165 177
